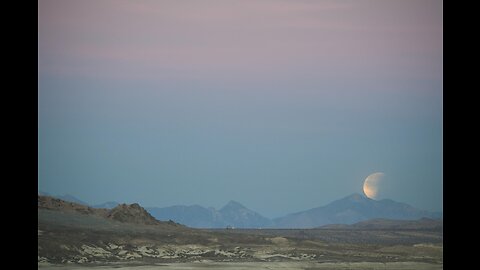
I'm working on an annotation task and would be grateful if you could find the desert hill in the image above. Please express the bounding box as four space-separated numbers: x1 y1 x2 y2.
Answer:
38 195 181 227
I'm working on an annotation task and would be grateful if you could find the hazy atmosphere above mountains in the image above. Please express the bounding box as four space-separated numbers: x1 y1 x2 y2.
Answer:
38 0 442 218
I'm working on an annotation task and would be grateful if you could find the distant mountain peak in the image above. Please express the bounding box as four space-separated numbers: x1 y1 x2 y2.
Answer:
378 198 396 203
346 193 366 200
221 200 246 211
147 200 272 228
273 193 441 228
341 193 370 203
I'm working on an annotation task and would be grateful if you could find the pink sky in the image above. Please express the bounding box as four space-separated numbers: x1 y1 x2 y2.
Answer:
39 0 442 83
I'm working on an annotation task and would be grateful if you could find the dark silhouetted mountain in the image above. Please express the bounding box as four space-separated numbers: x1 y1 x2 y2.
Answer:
92 201 120 209
273 193 442 228
147 201 271 228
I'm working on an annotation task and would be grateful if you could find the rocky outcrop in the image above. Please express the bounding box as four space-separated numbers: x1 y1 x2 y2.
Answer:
106 203 160 225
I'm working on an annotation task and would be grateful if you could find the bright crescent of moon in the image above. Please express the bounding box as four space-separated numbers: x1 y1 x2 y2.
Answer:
363 172 385 199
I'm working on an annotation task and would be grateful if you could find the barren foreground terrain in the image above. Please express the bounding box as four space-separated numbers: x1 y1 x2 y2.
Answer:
38 196 442 269
39 261 442 270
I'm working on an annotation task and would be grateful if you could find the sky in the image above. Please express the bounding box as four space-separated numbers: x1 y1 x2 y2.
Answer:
38 0 442 218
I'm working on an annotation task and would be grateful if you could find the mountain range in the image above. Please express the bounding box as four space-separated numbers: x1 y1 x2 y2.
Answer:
40 192 441 229
146 200 273 228
273 193 442 228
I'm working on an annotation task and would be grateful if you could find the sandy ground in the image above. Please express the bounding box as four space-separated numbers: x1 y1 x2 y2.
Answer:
38 261 443 270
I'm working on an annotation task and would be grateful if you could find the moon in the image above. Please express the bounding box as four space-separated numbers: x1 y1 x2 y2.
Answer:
363 172 385 199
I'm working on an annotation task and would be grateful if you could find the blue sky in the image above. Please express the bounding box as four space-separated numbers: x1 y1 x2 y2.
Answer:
38 0 442 218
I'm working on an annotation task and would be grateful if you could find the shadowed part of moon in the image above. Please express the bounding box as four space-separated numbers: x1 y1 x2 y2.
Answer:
363 172 384 199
